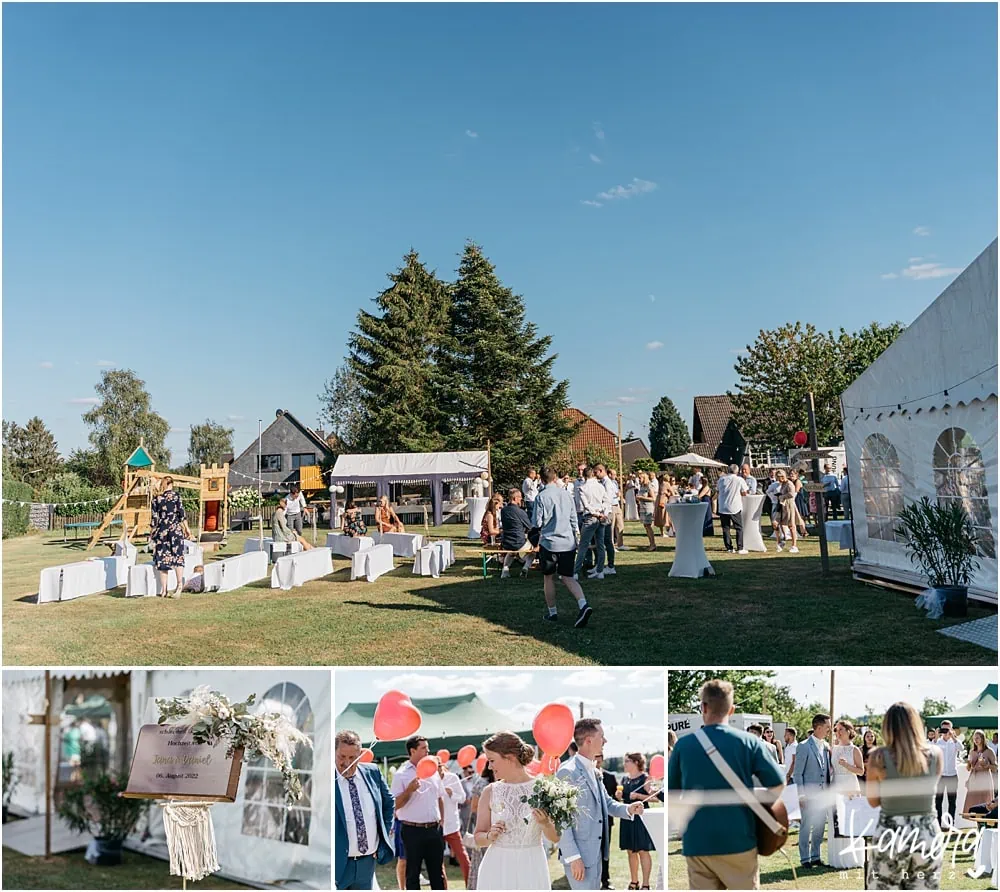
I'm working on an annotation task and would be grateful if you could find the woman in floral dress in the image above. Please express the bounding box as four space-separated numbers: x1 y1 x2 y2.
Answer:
151 476 191 598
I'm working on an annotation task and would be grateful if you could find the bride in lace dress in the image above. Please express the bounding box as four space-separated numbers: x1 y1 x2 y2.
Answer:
828 719 865 870
475 731 561 890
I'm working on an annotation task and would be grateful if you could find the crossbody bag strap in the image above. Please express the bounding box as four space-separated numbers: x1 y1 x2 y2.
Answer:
695 728 782 834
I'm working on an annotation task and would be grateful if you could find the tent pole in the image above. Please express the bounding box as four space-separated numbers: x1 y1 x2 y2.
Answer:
44 670 52 858
806 392 830 574
486 441 492 497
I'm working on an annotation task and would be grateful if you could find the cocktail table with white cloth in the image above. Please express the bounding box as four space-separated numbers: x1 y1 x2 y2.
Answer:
271 547 334 590
351 544 395 582
466 497 488 539
325 533 375 557
667 501 715 579
741 493 767 552
826 520 854 550
372 531 424 557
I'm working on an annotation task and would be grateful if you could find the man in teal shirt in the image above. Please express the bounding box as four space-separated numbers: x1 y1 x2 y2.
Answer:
667 680 785 889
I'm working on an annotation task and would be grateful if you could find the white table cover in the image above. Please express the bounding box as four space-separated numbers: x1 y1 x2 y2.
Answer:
413 544 441 578
38 566 64 604
639 809 665 890
466 497 488 539
271 547 333 590
351 544 395 582
126 564 159 598
781 783 801 822
973 828 998 887
741 494 767 552
326 533 374 556
183 542 204 579
667 501 715 579
206 550 270 593
835 796 880 839
98 555 132 589
373 531 424 557
433 540 453 570
826 520 854 550
53 560 110 602
114 540 138 562
243 537 303 561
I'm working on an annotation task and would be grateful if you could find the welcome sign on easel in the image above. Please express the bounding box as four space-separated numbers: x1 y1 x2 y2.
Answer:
123 724 243 801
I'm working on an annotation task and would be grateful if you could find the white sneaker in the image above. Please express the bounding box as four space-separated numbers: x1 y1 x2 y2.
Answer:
618 545 631 550
737 549 748 555
604 567 617 575
501 567 510 578
776 542 784 552
586 570 604 580
789 546 799 553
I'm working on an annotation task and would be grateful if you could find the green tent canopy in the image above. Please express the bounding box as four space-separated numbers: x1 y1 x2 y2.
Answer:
125 445 154 468
925 684 998 729
64 695 113 719
336 692 536 760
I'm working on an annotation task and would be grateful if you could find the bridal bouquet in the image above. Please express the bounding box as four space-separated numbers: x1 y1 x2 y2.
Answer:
520 775 581 835
156 687 312 803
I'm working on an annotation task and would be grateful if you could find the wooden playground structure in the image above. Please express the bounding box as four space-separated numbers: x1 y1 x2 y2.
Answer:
86 444 230 552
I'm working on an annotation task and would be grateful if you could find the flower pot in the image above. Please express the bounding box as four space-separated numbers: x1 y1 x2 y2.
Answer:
935 586 968 618
85 837 124 866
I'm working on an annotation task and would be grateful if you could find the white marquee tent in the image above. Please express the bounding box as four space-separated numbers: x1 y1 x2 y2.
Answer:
841 239 998 603
1 669 331 889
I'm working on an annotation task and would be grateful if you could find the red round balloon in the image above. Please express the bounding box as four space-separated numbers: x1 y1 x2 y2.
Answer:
540 753 560 775
526 759 542 777
359 748 375 764
417 755 439 779
372 690 421 742
532 703 575 756
648 754 665 780
436 749 450 764
475 754 488 774
457 745 477 768
793 431 808 447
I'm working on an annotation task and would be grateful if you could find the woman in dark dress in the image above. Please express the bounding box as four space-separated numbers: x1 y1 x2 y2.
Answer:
617 752 655 890
860 728 878 784
151 476 191 598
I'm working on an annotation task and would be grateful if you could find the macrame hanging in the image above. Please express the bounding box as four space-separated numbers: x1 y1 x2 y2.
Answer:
160 801 220 882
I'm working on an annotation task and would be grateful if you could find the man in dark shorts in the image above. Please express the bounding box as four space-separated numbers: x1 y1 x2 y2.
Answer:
532 467 592 627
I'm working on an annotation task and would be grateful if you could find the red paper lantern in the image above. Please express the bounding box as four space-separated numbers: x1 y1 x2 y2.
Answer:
793 431 808 447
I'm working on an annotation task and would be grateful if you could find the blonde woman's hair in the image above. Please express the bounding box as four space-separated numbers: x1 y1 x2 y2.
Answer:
482 731 534 766
378 495 389 507
876 702 930 777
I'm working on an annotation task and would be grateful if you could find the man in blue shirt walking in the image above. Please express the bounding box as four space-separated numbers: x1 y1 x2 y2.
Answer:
533 466 592 627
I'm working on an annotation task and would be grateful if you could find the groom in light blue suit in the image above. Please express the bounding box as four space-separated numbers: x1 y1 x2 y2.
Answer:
557 718 645 890
792 714 833 869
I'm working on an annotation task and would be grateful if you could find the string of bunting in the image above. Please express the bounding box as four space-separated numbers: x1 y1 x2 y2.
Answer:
1 496 115 508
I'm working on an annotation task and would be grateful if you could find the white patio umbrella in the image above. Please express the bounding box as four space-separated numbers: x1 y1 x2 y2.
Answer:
659 452 728 468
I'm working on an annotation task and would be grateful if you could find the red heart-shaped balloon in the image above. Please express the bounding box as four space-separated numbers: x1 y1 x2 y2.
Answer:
373 690 422 741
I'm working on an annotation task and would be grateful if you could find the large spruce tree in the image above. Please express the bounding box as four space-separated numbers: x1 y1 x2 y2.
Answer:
648 396 690 461
348 251 454 453
445 242 573 483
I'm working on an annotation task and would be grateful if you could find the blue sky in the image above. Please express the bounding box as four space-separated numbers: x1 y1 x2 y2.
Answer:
335 668 665 754
3 3 997 461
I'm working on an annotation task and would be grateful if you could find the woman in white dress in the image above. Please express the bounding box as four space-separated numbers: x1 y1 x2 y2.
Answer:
828 719 865 869
474 731 560 890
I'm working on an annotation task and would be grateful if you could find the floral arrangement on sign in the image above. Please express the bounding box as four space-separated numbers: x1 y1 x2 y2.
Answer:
227 488 261 514
520 775 581 835
156 687 312 803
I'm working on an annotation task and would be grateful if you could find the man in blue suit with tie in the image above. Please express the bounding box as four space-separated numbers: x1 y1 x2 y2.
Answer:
792 714 833 869
336 730 395 890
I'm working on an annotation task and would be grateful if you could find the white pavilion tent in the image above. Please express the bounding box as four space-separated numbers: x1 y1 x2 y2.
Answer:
841 239 998 603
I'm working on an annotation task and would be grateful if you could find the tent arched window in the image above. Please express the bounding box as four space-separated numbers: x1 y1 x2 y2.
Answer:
933 427 996 559
241 682 314 846
860 433 905 542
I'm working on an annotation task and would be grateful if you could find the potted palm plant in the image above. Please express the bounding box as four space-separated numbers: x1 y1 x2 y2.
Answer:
57 772 148 865
896 497 980 617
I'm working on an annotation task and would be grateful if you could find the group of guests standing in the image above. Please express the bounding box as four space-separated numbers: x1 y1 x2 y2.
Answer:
668 678 999 891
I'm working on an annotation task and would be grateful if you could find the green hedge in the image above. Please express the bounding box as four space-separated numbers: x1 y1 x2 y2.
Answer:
3 480 33 539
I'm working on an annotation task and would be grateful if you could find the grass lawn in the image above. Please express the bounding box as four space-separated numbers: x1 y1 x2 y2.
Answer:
3 523 994 666
374 817 662 890
1 846 251 889
667 826 987 890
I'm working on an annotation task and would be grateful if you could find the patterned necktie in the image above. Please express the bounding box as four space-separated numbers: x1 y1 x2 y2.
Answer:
346 775 369 853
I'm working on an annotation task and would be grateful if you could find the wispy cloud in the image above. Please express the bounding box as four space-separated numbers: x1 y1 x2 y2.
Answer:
581 199 603 208
880 272 899 280
913 226 931 237
589 153 602 164
465 129 478 139
593 121 605 141
227 414 245 422
169 427 188 435
382 671 533 698
625 387 652 395
68 397 99 405
96 359 116 367
39 361 54 369
649 294 656 303
729 347 745 356
646 340 664 351
616 396 639 404
908 257 923 263
597 178 657 201
563 669 617 688
901 262 962 280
